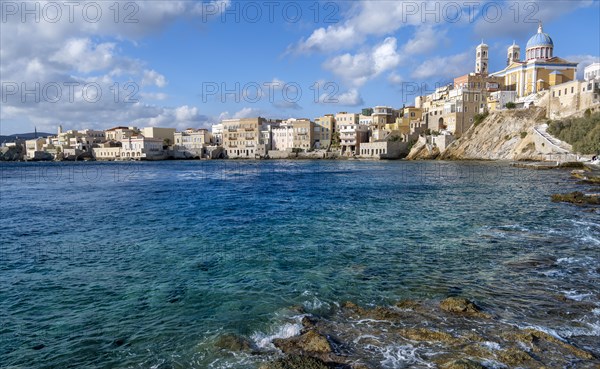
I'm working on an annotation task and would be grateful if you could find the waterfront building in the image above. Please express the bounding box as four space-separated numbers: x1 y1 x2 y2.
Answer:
211 123 223 145
25 138 45 159
334 112 359 132
490 23 578 97
358 141 406 159
140 127 176 146
292 119 314 151
120 136 165 160
92 141 122 160
174 128 211 157
339 122 368 156
221 117 267 158
313 115 335 149
271 120 294 151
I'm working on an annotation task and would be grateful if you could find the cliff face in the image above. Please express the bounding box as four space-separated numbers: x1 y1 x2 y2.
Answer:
438 108 549 161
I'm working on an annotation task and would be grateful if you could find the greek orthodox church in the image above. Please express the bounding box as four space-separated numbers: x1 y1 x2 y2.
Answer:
488 23 578 97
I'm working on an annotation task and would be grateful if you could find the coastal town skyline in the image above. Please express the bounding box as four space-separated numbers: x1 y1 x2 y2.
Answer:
1 0 599 135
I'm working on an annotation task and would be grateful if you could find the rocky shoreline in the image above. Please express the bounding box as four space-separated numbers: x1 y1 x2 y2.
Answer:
212 296 599 368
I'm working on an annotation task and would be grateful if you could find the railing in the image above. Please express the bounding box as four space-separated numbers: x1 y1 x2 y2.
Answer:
533 125 572 153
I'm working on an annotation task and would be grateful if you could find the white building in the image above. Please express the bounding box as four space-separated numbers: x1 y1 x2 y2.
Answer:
271 119 295 151
211 123 223 145
584 63 600 81
174 129 211 156
120 136 165 160
25 138 45 159
339 123 369 156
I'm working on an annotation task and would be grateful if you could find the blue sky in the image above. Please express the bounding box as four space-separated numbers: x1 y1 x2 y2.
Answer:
1 0 599 134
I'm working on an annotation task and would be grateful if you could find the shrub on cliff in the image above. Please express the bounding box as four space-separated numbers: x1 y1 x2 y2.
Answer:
473 112 489 126
548 112 600 154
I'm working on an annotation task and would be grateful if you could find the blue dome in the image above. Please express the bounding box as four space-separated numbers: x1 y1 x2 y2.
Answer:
526 26 553 49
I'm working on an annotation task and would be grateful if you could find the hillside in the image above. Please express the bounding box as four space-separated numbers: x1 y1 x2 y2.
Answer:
547 112 600 155
435 108 550 160
0 132 53 143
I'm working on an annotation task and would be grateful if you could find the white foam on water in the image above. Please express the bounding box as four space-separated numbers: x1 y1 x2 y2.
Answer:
481 341 502 351
481 359 508 369
366 344 434 369
592 308 600 316
303 296 329 311
251 320 302 350
352 334 383 345
540 269 566 278
581 235 600 246
519 324 565 342
561 289 593 301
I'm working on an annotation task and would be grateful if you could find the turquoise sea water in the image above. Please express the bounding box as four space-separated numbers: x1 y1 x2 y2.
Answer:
1 161 599 368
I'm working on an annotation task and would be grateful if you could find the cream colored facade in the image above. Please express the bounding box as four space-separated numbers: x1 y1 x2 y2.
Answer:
271 121 294 151
334 112 359 131
222 117 267 158
292 119 314 150
141 127 176 146
547 79 600 119
25 138 45 159
174 129 211 156
121 136 165 160
313 115 334 149
105 126 139 141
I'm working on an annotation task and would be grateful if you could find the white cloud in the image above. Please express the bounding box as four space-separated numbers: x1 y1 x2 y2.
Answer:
324 37 401 87
273 101 302 110
50 38 116 73
402 26 447 55
319 88 363 106
0 0 231 134
233 107 262 118
411 52 472 80
290 1 469 54
219 107 263 121
388 72 403 84
142 70 168 87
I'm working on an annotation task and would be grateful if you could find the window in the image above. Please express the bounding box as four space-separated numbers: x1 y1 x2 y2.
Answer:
571 87 574 94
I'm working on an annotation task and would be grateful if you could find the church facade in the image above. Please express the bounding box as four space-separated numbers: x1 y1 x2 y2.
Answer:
490 23 578 97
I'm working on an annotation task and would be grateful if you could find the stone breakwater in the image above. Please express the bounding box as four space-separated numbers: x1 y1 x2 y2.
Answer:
214 297 599 369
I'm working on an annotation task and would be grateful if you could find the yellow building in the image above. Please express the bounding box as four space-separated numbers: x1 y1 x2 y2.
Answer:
491 23 578 97
385 106 422 135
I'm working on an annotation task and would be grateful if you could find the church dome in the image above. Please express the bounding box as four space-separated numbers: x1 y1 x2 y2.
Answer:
526 24 553 49
525 23 554 61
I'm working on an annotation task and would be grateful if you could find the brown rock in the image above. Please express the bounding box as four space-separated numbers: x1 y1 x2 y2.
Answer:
551 191 600 205
214 333 254 352
259 354 331 369
273 330 332 355
497 347 534 365
441 358 486 369
439 297 490 318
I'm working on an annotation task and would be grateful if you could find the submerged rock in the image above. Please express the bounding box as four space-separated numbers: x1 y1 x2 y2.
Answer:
440 358 487 369
551 191 600 205
439 297 490 318
259 354 332 369
273 330 332 355
214 333 254 352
